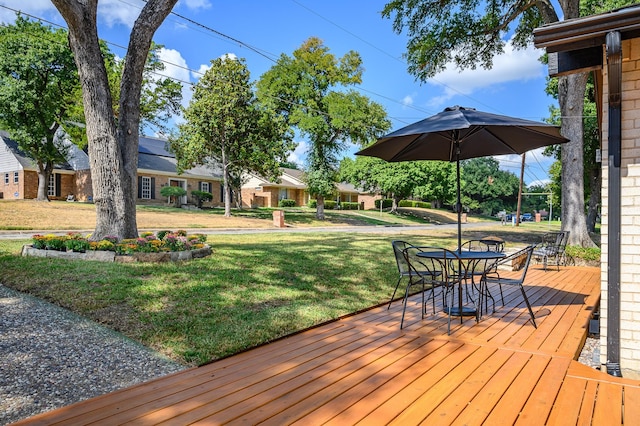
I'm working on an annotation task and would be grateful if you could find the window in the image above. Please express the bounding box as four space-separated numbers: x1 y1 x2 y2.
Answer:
200 181 211 193
48 174 56 196
279 188 288 200
13 171 18 184
4 173 8 185
140 176 152 199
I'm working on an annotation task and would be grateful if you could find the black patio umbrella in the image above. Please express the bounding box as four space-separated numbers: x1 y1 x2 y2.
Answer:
356 106 569 249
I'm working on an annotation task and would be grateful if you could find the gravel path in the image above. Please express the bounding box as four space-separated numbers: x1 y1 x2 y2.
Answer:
0 284 186 425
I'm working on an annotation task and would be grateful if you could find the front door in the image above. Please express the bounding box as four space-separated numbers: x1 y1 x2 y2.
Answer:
168 179 187 206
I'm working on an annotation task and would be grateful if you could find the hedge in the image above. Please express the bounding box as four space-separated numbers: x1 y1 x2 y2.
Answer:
278 199 296 207
398 200 431 209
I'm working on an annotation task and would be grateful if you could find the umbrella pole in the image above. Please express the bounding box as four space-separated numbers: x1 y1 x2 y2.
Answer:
456 143 462 250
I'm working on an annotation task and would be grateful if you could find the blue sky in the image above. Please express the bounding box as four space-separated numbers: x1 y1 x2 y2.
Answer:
0 0 560 185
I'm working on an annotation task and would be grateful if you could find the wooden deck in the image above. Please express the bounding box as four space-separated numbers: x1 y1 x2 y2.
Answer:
15 266 640 425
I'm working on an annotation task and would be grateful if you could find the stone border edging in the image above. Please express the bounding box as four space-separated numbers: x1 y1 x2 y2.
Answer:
21 245 212 263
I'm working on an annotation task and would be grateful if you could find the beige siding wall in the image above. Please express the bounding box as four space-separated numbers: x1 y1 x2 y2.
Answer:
600 37 640 372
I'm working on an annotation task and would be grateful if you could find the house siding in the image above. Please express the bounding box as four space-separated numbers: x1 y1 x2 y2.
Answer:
600 37 640 372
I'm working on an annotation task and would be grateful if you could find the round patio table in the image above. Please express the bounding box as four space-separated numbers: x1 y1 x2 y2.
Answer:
417 250 505 317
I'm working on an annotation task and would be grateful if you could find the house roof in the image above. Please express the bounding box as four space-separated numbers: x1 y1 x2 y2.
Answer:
138 136 222 179
0 130 83 171
534 5 640 52
1 131 221 179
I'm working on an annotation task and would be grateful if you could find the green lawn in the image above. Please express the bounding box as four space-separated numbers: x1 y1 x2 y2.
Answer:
0 223 566 366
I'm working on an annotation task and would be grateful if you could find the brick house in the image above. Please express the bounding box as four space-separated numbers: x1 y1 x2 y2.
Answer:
241 167 372 208
0 132 223 207
0 130 92 201
534 5 640 376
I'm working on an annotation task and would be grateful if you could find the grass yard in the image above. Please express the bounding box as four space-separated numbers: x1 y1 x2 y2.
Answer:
0 200 462 230
0 226 560 366
1 200 590 367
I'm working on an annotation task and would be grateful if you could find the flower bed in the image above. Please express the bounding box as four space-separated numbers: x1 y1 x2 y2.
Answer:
23 231 212 263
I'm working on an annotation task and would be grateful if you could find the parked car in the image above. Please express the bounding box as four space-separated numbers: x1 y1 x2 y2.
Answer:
521 213 533 221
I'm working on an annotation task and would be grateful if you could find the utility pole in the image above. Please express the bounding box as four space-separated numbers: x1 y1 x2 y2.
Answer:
515 153 526 226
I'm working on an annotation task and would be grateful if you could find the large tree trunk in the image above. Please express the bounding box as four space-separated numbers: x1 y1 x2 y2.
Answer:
316 195 325 220
586 165 601 233
35 163 51 202
51 0 178 240
558 72 597 247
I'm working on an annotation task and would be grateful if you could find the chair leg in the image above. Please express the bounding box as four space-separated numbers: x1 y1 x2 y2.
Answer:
519 285 537 328
388 276 403 309
399 281 412 329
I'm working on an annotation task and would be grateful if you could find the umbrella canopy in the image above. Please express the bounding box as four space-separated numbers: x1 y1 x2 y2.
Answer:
356 106 569 248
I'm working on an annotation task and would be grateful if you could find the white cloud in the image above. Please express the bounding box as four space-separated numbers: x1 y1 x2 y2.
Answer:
402 95 414 107
288 141 308 167
426 39 545 108
97 0 144 28
0 0 58 24
220 53 238 61
179 0 212 10
156 47 193 117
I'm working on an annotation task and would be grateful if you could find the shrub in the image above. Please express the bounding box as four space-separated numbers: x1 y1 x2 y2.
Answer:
324 200 337 209
278 198 296 207
398 200 431 209
192 190 213 208
308 199 317 208
374 199 393 209
160 186 187 207
340 202 360 210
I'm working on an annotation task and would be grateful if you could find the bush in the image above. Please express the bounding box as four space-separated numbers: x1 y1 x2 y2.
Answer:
398 200 431 209
306 199 337 209
278 198 296 207
374 199 393 209
340 202 360 210
160 186 187 207
192 190 213 208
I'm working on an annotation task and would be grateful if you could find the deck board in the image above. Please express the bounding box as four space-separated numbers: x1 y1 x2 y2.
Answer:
14 266 640 425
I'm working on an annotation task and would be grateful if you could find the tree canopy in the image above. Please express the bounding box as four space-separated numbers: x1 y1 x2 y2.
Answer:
461 157 520 215
381 0 601 246
257 37 390 219
170 57 293 217
340 156 457 212
0 16 79 201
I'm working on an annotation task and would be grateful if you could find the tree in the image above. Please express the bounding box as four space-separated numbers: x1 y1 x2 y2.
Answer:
51 0 179 240
0 16 79 201
545 75 601 233
380 0 606 247
460 158 520 215
257 37 391 219
160 185 186 208
169 57 292 217
340 156 455 212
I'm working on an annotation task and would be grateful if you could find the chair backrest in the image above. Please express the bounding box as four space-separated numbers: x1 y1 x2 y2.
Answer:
508 245 535 282
391 240 412 276
459 239 490 252
406 246 465 285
